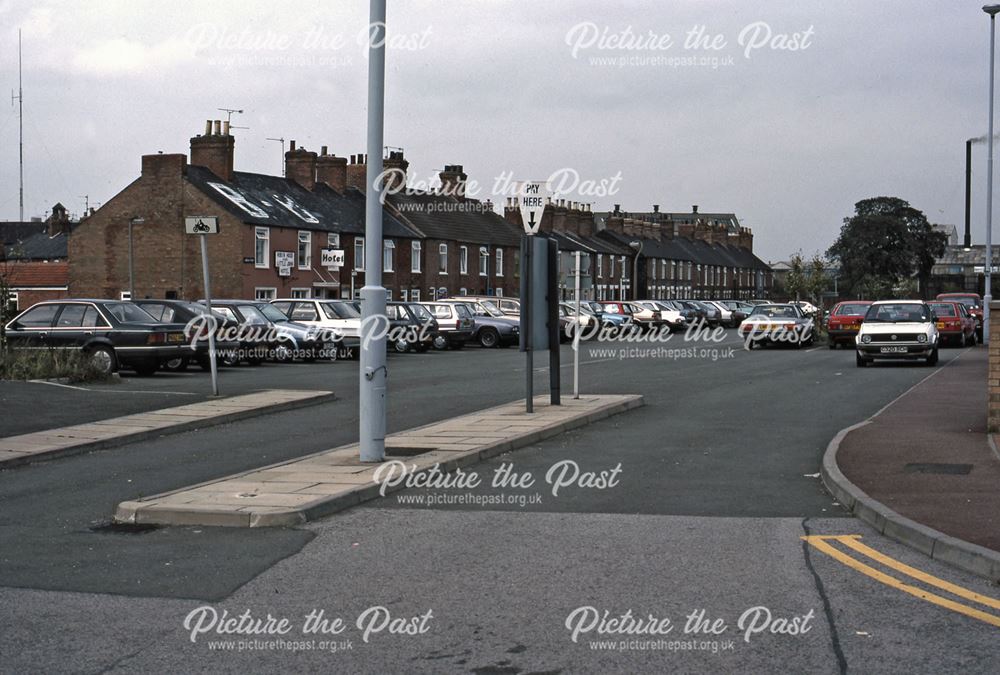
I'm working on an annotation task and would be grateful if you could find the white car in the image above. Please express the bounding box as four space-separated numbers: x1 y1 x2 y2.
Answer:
738 303 815 348
855 300 939 367
270 298 362 347
635 301 686 329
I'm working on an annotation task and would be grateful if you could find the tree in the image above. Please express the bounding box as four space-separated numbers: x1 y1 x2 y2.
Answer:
805 254 829 305
784 252 807 301
827 197 947 300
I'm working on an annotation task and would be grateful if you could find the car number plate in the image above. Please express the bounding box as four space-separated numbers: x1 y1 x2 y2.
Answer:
935 322 945 329
880 346 908 353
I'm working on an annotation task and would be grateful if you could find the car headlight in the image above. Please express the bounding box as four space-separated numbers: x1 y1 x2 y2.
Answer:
917 334 927 343
861 335 872 344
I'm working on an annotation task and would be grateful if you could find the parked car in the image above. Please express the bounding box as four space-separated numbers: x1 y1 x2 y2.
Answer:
855 300 939 367
935 293 984 340
403 302 441 351
4 299 191 376
133 299 240 371
418 301 476 349
703 300 743 328
659 300 697 324
460 295 520 317
208 300 330 363
445 298 519 348
738 303 815 349
675 300 712 326
583 301 631 329
635 301 686 330
927 301 977 347
269 298 362 352
826 301 872 349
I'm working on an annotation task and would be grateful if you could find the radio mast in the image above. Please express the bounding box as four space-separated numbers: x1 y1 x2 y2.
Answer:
11 29 23 221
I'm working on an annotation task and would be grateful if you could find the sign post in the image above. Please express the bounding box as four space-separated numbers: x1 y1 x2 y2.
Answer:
517 181 548 413
574 250 582 399
185 216 220 396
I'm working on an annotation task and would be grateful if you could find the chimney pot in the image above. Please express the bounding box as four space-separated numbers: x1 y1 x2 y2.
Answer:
222 120 230 136
321 145 328 156
204 120 212 135
213 120 222 135
653 204 659 213
692 205 699 214
613 204 621 213
290 140 297 152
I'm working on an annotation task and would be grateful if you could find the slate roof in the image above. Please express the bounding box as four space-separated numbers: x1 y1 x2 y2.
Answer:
4 229 72 260
934 245 1000 267
384 192 523 246
594 210 743 233
596 228 770 270
185 165 420 239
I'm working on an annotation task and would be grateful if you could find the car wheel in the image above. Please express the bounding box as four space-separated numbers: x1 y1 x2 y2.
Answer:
88 345 118 375
479 328 500 348
394 339 411 353
432 335 449 350
856 352 868 368
971 331 978 347
133 362 158 377
163 356 189 372
927 348 939 366
274 344 294 363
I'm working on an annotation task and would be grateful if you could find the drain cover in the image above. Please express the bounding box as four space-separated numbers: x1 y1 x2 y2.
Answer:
903 463 973 475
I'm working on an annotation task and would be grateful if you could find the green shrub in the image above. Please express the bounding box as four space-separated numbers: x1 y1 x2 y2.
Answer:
0 347 114 383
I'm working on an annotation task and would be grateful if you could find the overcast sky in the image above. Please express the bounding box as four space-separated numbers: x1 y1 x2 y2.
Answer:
0 0 991 261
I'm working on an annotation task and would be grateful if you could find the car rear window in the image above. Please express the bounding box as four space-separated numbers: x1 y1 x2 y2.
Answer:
834 304 869 316
105 302 157 323
454 304 473 319
930 304 957 317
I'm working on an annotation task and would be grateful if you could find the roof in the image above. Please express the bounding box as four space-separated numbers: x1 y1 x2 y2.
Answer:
594 210 743 234
595 229 770 270
185 166 420 239
4 228 73 260
2 261 68 287
934 245 1000 266
0 221 46 245
384 192 523 246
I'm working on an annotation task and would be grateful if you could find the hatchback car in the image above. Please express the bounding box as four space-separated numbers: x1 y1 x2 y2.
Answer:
418 302 476 349
935 293 983 340
927 301 977 347
825 301 872 349
270 298 362 352
4 300 190 376
856 300 939 367
209 300 331 363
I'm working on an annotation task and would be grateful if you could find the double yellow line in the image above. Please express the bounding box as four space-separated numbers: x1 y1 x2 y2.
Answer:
803 535 1000 628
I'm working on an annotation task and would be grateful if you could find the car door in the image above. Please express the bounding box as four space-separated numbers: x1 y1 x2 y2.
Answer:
49 303 92 350
6 303 61 350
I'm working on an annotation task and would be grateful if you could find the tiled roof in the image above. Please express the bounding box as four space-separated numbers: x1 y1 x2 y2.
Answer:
185 165 420 239
385 192 523 246
3 261 69 287
935 245 1000 266
596 228 769 270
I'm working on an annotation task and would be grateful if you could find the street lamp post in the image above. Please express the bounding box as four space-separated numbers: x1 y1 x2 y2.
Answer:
128 217 144 299
359 0 388 463
628 240 643 300
985 4 1000 345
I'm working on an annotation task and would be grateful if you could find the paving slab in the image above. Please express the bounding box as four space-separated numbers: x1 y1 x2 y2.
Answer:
115 394 643 528
0 389 335 468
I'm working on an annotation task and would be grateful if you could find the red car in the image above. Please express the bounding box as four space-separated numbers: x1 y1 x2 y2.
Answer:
935 293 983 340
826 300 872 348
928 301 977 347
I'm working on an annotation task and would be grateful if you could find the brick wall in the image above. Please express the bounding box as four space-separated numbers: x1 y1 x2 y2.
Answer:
989 301 1000 433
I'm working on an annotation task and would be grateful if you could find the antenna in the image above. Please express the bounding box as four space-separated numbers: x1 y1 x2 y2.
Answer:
79 195 89 213
217 107 243 124
266 137 286 176
11 29 23 221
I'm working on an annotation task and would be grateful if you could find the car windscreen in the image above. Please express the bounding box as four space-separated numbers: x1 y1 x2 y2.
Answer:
454 304 473 319
236 305 269 324
834 304 870 316
256 303 292 322
865 304 930 323
929 304 957 317
749 305 800 319
322 302 361 319
104 302 157 323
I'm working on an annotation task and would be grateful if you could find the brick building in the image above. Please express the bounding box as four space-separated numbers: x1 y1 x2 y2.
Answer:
68 121 528 302
2 203 76 311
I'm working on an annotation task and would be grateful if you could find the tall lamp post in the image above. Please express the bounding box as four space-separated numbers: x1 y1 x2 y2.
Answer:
359 0 388 462
985 4 1000 345
628 240 643 300
128 217 144 299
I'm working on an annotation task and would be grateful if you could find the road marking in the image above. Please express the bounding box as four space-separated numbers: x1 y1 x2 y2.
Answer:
803 535 1000 627
26 380 200 396
27 380 89 391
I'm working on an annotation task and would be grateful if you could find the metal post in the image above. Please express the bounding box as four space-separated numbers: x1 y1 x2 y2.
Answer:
573 251 581 399
547 237 560 405
199 234 219 396
360 0 387 462
986 7 999 345
524 234 533 413
128 219 134 299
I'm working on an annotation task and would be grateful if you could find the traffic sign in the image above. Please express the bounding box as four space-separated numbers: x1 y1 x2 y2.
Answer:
518 181 548 235
321 248 345 268
185 216 219 234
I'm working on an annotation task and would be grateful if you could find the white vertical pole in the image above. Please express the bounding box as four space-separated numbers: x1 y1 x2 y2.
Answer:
573 251 581 399
200 234 219 396
986 8 998 345
360 0 387 462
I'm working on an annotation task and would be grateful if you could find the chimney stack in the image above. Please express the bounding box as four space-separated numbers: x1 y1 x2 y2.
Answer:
284 140 318 190
439 164 467 198
346 153 368 191
316 148 349 192
189 119 235 181
692 205 699 214
382 150 409 194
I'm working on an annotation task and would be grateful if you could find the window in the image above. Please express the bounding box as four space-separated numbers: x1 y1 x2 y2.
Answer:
291 288 311 299
56 304 87 327
328 233 340 248
255 287 276 301
411 289 420 301
495 288 503 297
383 239 395 272
401 289 408 302
385 289 392 301
289 303 318 321
479 247 488 276
651 261 657 281
496 248 503 276
354 237 365 271
297 231 312 269
460 287 468 296
439 244 448 274
6 291 18 313
255 227 270 268
460 246 468 274
597 254 603 278
428 286 436 300
609 256 615 278
411 241 422 273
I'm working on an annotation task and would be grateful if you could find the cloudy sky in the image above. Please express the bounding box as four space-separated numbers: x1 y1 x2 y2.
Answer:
0 0 991 261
